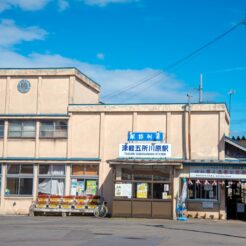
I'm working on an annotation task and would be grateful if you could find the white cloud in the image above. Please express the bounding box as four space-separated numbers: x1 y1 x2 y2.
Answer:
58 0 69 11
0 0 139 12
0 19 213 104
96 53 105 60
82 0 139 7
0 19 47 47
0 48 192 103
0 0 51 12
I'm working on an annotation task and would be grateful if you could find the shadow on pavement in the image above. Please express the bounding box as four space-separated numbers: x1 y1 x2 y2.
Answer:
144 224 246 240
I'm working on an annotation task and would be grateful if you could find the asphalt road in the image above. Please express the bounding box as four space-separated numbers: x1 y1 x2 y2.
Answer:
0 216 246 246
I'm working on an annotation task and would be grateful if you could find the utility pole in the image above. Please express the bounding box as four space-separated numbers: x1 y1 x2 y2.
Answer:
228 90 236 115
199 73 203 103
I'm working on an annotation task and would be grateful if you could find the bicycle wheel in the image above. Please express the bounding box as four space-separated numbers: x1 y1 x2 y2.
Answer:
94 205 108 218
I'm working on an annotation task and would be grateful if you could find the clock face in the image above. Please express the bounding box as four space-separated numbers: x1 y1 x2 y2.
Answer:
17 79 31 94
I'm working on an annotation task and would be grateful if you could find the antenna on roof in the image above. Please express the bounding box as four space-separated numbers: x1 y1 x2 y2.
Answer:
228 89 236 114
199 73 203 103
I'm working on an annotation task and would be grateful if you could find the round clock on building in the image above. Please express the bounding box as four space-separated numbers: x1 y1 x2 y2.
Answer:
17 79 31 93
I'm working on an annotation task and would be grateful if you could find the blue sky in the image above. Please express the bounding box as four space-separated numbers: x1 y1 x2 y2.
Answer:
0 0 245 136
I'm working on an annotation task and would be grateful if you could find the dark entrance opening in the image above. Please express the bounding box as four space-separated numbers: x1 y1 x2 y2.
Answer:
225 180 246 220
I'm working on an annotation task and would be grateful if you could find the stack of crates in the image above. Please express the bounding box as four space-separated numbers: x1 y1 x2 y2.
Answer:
33 195 102 214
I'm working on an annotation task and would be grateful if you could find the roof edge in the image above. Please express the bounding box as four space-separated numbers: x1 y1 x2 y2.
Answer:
0 67 101 93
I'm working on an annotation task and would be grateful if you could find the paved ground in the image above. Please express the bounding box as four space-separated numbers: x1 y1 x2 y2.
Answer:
0 216 246 246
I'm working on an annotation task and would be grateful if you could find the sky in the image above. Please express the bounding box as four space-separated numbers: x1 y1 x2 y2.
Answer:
0 0 245 136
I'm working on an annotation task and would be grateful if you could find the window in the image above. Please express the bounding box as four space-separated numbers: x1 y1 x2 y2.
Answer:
71 164 99 196
38 164 66 195
188 180 218 200
0 121 4 138
115 166 171 200
6 164 33 195
40 120 67 138
8 120 36 138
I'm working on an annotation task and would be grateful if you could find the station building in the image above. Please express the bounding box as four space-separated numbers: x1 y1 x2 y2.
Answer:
0 68 245 220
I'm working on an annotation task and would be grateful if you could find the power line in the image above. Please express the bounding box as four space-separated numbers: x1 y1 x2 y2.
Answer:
102 20 244 101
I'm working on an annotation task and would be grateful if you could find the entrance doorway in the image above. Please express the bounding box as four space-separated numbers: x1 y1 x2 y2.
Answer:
225 180 246 220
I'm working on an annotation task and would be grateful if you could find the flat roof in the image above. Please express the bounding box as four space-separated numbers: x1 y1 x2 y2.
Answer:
68 103 229 117
0 67 101 93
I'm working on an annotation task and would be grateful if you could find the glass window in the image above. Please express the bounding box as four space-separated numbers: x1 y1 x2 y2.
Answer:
71 165 98 176
38 164 66 196
8 121 36 138
153 166 170 181
71 164 99 196
72 165 85 176
133 171 152 181
153 183 171 199
40 120 68 138
7 164 19 174
115 166 172 200
8 121 21 138
6 164 33 196
54 120 68 138
22 121 36 138
188 180 218 200
134 182 152 199
0 121 4 138
122 168 132 181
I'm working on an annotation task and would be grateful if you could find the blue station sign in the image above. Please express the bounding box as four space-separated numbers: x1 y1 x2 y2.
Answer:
128 132 164 142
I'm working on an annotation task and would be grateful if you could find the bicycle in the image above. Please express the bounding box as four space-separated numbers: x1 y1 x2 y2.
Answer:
93 199 108 218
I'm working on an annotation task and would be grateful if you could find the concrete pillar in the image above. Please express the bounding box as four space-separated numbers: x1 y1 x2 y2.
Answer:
132 112 138 131
218 111 225 160
68 76 75 104
35 121 40 158
0 164 6 209
65 164 71 195
36 76 42 114
67 114 73 158
33 163 38 199
3 121 8 158
4 77 10 114
183 111 189 160
99 113 105 195
166 112 171 143
219 184 226 219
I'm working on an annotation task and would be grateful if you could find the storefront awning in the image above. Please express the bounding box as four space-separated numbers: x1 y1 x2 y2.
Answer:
107 158 183 167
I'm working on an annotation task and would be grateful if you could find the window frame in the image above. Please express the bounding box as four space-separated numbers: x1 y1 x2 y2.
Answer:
70 164 99 196
0 121 4 138
114 166 172 200
8 120 36 139
39 120 68 139
187 179 219 202
38 164 66 196
5 164 34 196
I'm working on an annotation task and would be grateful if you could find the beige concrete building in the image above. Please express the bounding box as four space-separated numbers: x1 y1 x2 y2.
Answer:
0 68 245 219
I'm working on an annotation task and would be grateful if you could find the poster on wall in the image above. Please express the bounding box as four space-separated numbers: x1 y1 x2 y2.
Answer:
164 184 169 192
77 180 85 196
137 183 148 199
115 183 132 198
71 179 78 196
86 180 97 195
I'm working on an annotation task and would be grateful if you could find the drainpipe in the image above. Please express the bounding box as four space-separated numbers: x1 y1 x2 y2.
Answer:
187 94 192 160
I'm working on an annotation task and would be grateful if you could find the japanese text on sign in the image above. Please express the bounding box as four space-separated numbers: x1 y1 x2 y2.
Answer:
128 132 164 141
190 166 246 179
119 143 171 158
